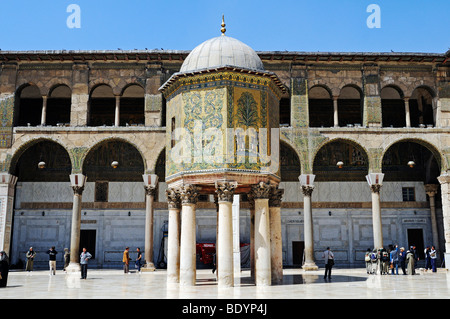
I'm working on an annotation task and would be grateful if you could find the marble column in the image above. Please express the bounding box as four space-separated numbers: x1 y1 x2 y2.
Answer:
67 174 87 272
437 173 450 269
0 173 17 255
41 95 48 126
302 184 318 270
404 97 411 128
143 184 157 271
247 191 255 279
425 184 440 256
166 187 181 283
115 95 120 126
251 181 272 286
179 184 198 286
370 184 383 249
215 180 237 287
269 186 284 282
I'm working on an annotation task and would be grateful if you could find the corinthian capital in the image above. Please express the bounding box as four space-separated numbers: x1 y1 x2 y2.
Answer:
269 186 284 207
370 184 382 194
144 185 157 196
251 181 272 199
179 184 199 205
72 186 84 195
215 180 237 202
301 185 314 197
165 187 181 209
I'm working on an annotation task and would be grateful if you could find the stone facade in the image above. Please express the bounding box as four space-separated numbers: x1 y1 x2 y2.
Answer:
1 49 449 269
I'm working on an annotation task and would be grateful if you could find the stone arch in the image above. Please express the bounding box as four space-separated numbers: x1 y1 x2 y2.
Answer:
81 136 147 173
308 84 333 127
82 137 146 182
14 83 43 126
47 84 72 126
338 84 363 127
381 85 406 127
120 83 145 126
409 85 436 127
312 137 370 181
8 136 73 176
381 137 445 174
43 79 72 96
279 140 301 181
88 84 115 126
89 78 118 95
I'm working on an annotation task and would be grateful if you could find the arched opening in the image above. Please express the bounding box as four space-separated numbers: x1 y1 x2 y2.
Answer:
47 85 71 126
155 149 165 183
12 140 72 182
338 85 362 127
308 85 333 127
313 140 368 181
89 84 115 126
14 84 42 126
120 84 145 126
280 142 300 181
83 140 145 203
381 86 405 127
410 87 435 127
83 140 145 182
382 141 440 184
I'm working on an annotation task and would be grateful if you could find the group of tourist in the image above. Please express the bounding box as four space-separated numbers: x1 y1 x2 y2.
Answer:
364 244 438 275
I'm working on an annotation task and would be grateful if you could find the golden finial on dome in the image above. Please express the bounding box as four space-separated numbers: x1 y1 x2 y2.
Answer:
221 15 226 35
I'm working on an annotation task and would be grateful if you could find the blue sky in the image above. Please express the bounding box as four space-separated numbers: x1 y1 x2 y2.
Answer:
0 0 448 53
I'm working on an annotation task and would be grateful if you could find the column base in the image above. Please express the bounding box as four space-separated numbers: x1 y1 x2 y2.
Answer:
66 262 81 272
302 262 318 271
141 262 156 272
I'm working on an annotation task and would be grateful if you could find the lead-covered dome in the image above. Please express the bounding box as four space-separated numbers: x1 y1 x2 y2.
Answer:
179 32 265 73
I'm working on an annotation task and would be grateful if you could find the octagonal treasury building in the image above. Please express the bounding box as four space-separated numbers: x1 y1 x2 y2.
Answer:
1 23 450 286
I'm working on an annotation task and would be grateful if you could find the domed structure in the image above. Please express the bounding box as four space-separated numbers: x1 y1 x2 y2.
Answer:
179 35 265 73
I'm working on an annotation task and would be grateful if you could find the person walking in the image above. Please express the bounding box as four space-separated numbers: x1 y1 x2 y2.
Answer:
399 247 407 275
322 247 334 280
46 246 58 276
25 247 36 274
390 245 399 275
406 247 415 275
135 247 142 273
430 246 437 273
365 248 372 274
424 246 432 271
80 248 92 279
63 248 70 273
123 247 130 274
0 251 9 287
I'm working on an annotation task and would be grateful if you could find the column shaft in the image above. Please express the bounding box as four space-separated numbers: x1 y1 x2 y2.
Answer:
371 185 383 249
179 185 198 286
405 98 411 128
41 96 47 126
144 186 156 270
333 97 339 127
115 95 120 126
302 185 317 270
437 174 450 269
166 188 181 283
68 187 83 271
269 187 284 282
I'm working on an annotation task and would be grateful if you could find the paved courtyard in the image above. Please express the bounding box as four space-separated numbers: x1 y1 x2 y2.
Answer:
1 267 449 299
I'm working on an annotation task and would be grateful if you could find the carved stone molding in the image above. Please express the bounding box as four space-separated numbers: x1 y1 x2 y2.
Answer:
370 184 382 194
179 184 199 205
251 181 272 199
165 187 181 209
144 185 157 197
215 180 237 202
301 185 314 197
72 186 84 196
269 186 284 207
